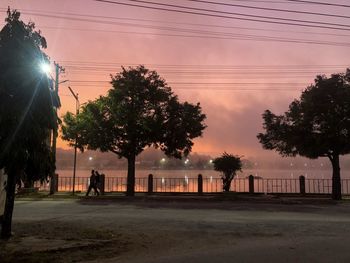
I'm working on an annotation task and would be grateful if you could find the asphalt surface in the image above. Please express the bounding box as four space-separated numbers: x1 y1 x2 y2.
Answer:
7 197 350 262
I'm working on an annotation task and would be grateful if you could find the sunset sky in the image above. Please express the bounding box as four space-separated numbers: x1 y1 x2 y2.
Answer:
1 0 349 158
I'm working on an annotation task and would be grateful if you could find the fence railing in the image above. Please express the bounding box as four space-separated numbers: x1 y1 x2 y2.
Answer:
34 174 350 195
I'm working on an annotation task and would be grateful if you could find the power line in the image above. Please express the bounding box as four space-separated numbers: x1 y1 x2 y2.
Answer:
68 80 308 84
95 0 350 29
228 0 290 3
286 0 350 8
26 24 350 47
61 83 303 91
3 9 350 47
185 0 350 20
13 24 350 47
42 24 350 38
9 8 350 39
92 0 350 32
123 0 350 27
61 63 348 70
58 60 348 67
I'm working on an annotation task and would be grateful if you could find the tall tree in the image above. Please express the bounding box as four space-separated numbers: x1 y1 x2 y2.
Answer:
62 66 206 196
213 153 242 192
257 70 350 200
0 9 55 238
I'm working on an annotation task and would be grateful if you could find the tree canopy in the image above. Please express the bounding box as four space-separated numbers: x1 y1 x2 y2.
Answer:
0 9 55 238
62 65 206 195
257 69 350 200
213 153 242 192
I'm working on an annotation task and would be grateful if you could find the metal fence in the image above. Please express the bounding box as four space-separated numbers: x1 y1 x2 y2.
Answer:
34 176 350 195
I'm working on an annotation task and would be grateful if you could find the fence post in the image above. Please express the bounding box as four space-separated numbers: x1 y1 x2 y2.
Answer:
299 175 305 195
148 174 153 194
198 174 203 194
100 174 105 195
248 175 255 194
54 173 59 193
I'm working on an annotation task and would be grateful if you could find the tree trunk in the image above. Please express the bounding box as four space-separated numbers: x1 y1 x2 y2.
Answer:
1 168 20 239
126 155 136 196
50 128 58 195
222 173 232 192
330 154 342 200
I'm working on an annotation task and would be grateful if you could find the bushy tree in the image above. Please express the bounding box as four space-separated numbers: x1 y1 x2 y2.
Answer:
62 66 206 196
0 9 55 238
213 153 242 192
258 69 350 200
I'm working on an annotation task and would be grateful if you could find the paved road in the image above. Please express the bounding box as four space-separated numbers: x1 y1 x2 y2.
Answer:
10 198 350 262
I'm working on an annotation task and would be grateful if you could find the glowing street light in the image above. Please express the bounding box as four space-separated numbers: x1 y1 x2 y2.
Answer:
40 62 51 74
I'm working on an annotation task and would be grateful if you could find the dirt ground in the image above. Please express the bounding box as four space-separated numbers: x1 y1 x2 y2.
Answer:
1 195 350 262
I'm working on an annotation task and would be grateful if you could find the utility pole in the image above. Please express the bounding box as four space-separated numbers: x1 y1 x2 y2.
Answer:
68 86 79 195
50 62 64 195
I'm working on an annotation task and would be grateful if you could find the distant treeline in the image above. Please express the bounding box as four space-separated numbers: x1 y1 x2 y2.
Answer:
56 148 350 170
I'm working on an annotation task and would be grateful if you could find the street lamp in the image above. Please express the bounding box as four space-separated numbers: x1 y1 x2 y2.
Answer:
67 86 79 195
40 62 51 74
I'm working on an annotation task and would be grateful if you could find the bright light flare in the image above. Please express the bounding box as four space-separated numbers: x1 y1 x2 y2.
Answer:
40 62 51 74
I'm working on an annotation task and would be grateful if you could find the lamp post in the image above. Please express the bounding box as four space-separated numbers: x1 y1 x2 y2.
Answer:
68 86 79 195
40 61 64 195
48 62 64 194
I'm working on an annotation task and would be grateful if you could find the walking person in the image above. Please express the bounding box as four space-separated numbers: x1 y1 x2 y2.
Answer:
95 170 101 193
86 170 99 196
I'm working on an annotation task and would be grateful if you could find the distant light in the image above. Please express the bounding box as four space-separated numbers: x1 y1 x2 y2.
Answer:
40 62 51 74
88 157 93 161
160 158 166 163
184 159 189 164
209 159 213 164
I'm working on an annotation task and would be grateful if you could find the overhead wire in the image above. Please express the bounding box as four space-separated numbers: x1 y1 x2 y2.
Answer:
59 62 346 92
92 0 350 32
1 3 347 93
285 0 350 8
7 7 350 39
2 8 350 47
184 0 350 20
34 25 350 47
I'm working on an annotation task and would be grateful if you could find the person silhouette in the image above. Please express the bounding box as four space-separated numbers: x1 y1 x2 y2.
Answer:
95 170 101 192
86 169 99 196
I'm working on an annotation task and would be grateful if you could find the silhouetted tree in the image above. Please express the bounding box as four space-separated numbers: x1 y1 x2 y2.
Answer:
213 153 242 192
0 9 55 239
257 70 350 200
62 65 206 196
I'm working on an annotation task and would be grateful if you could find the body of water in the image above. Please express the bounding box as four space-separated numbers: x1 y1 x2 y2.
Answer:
57 169 350 179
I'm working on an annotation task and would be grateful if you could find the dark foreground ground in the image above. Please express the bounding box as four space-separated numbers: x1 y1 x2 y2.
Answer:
1 194 350 263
